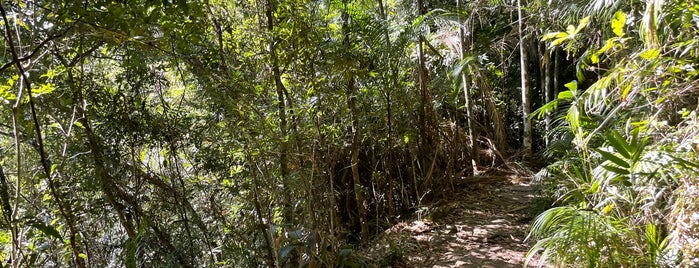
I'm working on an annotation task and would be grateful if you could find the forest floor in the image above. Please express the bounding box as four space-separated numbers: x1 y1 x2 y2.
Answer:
360 172 546 267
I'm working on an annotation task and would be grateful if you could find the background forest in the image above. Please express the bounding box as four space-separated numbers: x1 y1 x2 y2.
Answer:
0 0 697 267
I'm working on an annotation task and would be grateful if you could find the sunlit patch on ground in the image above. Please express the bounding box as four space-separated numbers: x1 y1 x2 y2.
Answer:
360 177 548 267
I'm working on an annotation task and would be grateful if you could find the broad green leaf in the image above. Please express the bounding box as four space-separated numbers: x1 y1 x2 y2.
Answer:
574 16 591 34
542 32 568 41
34 83 55 95
41 68 59 79
640 49 660 60
602 203 615 215
557 90 574 100
605 130 631 158
631 136 648 162
597 149 631 168
551 37 569 47
564 81 578 92
30 222 62 240
611 11 627 37
602 165 631 175
567 105 581 129
591 40 616 64
532 100 559 119
621 83 632 102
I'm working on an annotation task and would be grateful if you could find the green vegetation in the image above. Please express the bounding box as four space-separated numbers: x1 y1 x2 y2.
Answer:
0 0 696 267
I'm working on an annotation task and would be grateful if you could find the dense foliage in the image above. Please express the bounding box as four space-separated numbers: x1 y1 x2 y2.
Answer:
0 0 696 267
529 0 699 267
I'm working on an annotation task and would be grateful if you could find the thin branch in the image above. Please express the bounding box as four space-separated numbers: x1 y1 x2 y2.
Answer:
0 26 72 73
0 3 85 268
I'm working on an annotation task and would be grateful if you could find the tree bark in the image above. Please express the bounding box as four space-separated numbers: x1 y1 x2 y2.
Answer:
378 0 395 221
544 49 553 146
554 48 560 98
342 4 370 242
457 0 478 174
517 0 532 159
266 0 290 180
416 0 435 165
0 4 85 267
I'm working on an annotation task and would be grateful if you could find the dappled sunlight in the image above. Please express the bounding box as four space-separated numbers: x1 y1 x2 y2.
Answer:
361 178 546 267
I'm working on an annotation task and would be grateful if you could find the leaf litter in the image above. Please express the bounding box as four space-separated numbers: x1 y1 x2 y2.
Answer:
359 175 547 267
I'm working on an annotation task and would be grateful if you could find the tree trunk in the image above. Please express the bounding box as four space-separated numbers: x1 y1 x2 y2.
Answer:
416 0 435 176
251 165 277 267
554 48 560 98
265 0 289 180
457 0 478 173
341 5 370 242
378 0 395 221
517 0 532 159
0 5 85 266
544 49 553 146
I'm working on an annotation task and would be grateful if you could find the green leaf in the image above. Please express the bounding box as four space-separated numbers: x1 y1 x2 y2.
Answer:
564 81 578 92
605 130 631 158
41 69 58 79
542 32 568 41
532 100 559 119
30 222 62 240
575 16 591 35
640 49 660 60
596 149 631 168
73 121 85 129
557 90 574 100
34 83 55 95
591 40 616 64
551 37 569 47
611 11 626 37
602 164 630 175
50 164 59 176
630 136 648 163
621 83 632 102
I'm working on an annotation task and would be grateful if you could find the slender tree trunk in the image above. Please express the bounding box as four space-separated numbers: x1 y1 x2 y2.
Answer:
478 77 507 153
341 4 370 242
544 50 553 145
416 0 435 167
0 164 17 268
348 77 369 242
554 48 560 98
251 164 277 267
457 0 478 173
517 0 532 159
378 0 395 221
10 81 23 268
265 0 289 180
0 4 85 266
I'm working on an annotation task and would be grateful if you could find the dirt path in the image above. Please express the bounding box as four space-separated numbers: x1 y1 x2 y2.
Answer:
361 177 542 267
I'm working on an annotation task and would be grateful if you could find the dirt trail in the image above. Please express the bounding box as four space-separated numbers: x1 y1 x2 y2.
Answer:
362 176 542 267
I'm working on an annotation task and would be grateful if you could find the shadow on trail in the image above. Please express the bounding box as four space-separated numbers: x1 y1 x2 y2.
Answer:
361 177 545 267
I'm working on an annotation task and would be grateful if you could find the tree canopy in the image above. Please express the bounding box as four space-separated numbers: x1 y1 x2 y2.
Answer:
0 0 697 267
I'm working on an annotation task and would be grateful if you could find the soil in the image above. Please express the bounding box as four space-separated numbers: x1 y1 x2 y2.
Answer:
359 175 545 267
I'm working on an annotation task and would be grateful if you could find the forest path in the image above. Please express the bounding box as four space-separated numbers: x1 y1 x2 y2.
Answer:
362 176 543 267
